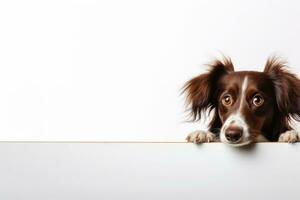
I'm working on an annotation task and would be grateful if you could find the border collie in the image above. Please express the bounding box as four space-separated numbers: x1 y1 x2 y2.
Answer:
183 57 300 146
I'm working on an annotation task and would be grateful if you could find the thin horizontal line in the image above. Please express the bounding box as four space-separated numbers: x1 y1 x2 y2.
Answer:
0 141 282 144
0 141 189 143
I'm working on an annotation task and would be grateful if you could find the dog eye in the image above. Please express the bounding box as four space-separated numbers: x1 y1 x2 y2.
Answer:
222 94 233 106
252 95 264 107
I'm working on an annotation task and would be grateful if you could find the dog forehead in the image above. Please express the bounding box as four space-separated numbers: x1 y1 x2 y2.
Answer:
220 71 267 87
218 71 276 98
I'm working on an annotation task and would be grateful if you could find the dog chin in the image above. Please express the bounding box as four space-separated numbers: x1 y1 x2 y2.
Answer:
225 140 252 147
220 136 252 147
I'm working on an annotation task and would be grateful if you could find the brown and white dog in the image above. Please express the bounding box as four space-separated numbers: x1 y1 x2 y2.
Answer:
183 57 300 146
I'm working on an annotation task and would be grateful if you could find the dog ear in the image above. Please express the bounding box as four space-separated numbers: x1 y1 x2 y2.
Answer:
264 57 300 121
182 57 234 121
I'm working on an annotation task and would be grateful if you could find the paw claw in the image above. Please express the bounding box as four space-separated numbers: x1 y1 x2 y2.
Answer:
186 130 217 144
278 130 299 143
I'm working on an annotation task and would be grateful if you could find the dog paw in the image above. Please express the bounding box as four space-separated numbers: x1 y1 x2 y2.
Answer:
186 130 217 144
278 130 299 143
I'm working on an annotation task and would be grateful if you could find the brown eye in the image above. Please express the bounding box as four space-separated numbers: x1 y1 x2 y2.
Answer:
222 94 233 106
252 94 264 107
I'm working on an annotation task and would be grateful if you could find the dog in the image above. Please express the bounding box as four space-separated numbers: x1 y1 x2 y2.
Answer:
183 56 300 146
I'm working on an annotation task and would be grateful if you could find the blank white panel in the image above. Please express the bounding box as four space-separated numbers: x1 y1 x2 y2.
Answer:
0 143 299 200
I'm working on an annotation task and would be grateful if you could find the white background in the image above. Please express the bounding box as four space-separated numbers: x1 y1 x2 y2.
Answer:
0 0 300 141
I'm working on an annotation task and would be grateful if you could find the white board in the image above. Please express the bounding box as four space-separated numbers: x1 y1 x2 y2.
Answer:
0 142 299 200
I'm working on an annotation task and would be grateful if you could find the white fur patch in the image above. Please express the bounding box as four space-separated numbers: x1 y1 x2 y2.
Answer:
220 76 251 146
238 76 248 112
220 113 251 146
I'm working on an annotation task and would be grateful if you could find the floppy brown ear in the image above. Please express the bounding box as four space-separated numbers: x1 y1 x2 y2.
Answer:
264 57 300 121
182 57 234 121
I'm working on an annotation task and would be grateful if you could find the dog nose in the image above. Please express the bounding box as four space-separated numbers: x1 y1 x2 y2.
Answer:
225 126 243 142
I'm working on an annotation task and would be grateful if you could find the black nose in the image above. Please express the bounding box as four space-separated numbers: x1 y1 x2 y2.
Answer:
225 126 243 142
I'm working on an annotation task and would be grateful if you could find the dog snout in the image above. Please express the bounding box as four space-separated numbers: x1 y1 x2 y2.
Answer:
225 125 243 143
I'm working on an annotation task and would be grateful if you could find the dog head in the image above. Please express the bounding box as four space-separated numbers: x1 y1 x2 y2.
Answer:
183 57 300 146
